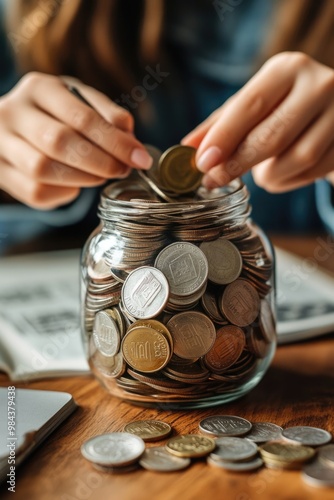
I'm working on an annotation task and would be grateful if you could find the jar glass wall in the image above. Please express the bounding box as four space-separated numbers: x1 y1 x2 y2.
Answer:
81 175 276 409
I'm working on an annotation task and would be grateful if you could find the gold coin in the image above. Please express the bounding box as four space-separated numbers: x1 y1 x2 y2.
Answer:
123 420 172 442
158 145 203 194
166 435 216 458
128 319 174 349
121 326 170 373
259 442 315 463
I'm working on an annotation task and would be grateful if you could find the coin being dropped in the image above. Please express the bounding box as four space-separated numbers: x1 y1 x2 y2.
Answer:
139 447 191 472
123 420 172 442
207 455 263 471
245 422 283 443
282 426 332 447
199 416 252 437
81 433 145 466
158 145 203 194
166 435 216 458
210 437 258 462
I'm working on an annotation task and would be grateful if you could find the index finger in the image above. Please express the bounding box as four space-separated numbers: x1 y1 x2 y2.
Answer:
195 54 296 172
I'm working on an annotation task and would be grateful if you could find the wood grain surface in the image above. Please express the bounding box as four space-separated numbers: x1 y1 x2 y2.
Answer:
0 236 333 500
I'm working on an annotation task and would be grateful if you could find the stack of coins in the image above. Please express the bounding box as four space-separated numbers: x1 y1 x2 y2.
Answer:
83 144 276 406
80 417 334 487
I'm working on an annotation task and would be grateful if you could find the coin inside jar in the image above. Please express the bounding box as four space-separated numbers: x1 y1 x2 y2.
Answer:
121 266 169 319
121 326 171 373
93 310 121 357
200 238 243 285
221 278 260 327
203 325 245 373
167 311 216 359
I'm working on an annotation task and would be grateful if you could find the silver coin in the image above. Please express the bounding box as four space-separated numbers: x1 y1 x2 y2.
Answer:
207 455 263 471
302 459 334 487
200 238 243 285
282 426 332 447
210 437 258 462
199 416 252 437
318 444 334 468
154 242 208 297
121 266 169 319
81 432 145 466
245 422 283 443
93 310 120 357
139 447 191 471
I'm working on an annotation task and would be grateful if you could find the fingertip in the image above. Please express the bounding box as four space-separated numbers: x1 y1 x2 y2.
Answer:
196 146 222 173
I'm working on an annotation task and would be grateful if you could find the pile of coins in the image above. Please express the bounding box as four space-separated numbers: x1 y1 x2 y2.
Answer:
82 145 275 406
81 416 334 487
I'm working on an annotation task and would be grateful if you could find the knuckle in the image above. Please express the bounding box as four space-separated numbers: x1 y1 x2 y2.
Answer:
42 125 70 153
70 107 96 131
27 153 49 178
288 51 311 70
293 145 319 168
28 182 48 207
319 73 334 95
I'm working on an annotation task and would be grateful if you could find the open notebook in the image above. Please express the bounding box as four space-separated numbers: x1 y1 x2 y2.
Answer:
0 388 76 484
0 247 333 381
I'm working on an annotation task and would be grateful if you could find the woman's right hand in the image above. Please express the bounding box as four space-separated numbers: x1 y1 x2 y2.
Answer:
0 72 152 209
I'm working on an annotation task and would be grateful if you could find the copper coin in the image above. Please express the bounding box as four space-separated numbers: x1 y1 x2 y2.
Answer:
204 325 245 373
200 238 243 285
121 326 171 373
167 311 216 359
221 278 260 327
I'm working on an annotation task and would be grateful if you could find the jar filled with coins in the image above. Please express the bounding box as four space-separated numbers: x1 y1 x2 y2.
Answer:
81 145 276 409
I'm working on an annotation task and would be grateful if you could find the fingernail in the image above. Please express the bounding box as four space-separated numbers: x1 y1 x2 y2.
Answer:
197 146 222 173
131 148 153 169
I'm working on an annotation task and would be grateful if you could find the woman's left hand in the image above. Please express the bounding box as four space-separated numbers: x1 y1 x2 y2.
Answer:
182 52 334 192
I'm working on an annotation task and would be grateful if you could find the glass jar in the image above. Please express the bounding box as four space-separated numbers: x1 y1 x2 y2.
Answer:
81 174 276 409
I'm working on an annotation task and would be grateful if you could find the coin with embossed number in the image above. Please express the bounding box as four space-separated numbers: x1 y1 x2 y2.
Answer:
123 420 172 442
200 238 243 285
155 242 208 298
245 422 283 443
122 326 171 373
282 426 332 447
81 432 145 466
210 437 258 462
166 435 216 458
221 278 260 327
139 447 191 471
167 311 216 359
121 266 169 319
199 416 252 437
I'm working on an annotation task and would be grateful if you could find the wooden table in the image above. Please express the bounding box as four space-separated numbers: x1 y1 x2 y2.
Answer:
1 236 334 500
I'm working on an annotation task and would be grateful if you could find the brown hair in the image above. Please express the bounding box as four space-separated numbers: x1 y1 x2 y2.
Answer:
6 0 334 99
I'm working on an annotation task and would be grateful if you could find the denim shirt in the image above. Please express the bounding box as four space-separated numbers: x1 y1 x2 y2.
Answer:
0 0 333 253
